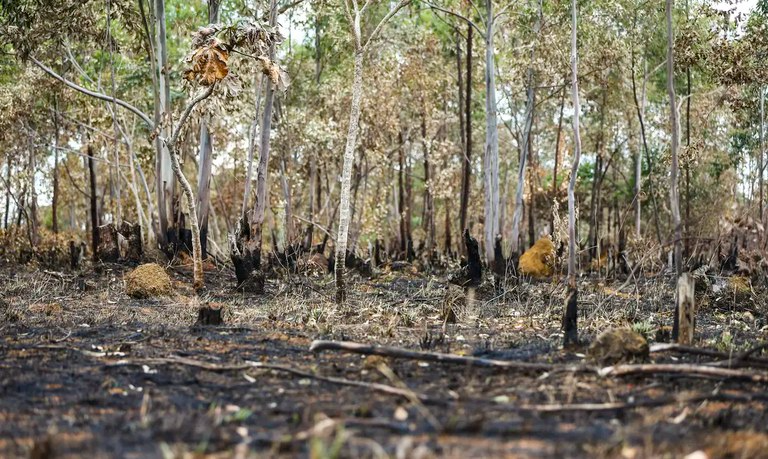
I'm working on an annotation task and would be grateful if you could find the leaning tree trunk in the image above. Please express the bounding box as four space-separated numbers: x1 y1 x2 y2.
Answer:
483 0 500 266
565 0 582 347
667 0 683 340
336 49 364 303
760 85 765 226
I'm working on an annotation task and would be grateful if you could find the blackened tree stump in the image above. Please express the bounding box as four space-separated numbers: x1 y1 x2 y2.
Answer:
197 303 224 325
97 224 120 262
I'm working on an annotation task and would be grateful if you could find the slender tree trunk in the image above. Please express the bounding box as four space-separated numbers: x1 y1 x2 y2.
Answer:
88 146 99 260
250 0 278 267
565 0 582 347
587 91 606 262
195 0 221 259
155 0 174 245
242 75 265 216
511 0 542 259
459 22 472 254
398 132 407 255
483 0 499 265
631 52 663 244
550 86 565 236
52 97 60 233
335 49 364 302
667 0 683 339
761 85 765 225
3 157 10 229
421 111 435 255
107 0 122 225
684 0 691 257
27 135 39 246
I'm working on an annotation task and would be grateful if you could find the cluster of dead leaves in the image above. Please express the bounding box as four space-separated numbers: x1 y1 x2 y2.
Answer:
184 40 230 86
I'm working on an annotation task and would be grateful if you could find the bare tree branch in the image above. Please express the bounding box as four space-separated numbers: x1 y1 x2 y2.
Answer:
30 56 154 128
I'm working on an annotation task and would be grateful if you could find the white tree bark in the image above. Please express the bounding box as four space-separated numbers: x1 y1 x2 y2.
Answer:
334 0 408 302
667 0 682 277
568 0 582 287
483 0 500 265
335 48 364 303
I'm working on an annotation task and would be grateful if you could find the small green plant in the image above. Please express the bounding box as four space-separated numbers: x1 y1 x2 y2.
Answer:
631 320 654 341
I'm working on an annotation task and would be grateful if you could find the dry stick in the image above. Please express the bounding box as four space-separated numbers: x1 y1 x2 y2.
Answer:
310 340 585 372
600 363 768 383
650 343 768 368
106 356 442 405
488 391 768 413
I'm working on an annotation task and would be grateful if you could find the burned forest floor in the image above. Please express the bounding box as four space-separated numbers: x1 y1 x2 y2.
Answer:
2 259 768 459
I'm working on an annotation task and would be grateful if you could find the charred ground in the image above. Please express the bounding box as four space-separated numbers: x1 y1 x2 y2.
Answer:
1 260 768 458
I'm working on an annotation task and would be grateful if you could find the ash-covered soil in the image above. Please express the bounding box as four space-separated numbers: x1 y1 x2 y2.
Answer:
1 262 768 458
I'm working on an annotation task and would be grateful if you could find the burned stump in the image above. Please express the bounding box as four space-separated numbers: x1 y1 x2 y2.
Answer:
197 303 224 326
229 216 264 293
118 222 142 262
96 224 120 263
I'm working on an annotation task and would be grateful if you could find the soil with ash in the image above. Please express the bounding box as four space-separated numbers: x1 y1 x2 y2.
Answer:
1 261 768 458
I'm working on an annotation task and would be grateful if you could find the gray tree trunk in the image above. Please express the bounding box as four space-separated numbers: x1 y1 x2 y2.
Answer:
667 0 683 339
565 0 582 346
195 0 221 258
483 0 499 265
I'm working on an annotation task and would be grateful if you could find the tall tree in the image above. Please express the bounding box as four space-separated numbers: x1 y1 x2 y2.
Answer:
334 0 409 303
667 0 683 339
564 0 582 347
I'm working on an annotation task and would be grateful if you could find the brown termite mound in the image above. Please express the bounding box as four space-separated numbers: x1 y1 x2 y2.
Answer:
588 327 649 365
124 263 173 299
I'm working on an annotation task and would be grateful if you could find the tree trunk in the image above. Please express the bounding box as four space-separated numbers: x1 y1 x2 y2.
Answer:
550 86 565 236
422 111 435 256
761 85 765 226
28 144 39 246
483 0 500 265
195 0 221 259
88 146 99 260
335 49 364 303
631 52 663 244
459 22 472 255
155 0 175 246
587 91 606 263
52 98 60 234
249 0 278 272
511 0 542 260
565 0 582 347
3 157 10 229
667 0 683 339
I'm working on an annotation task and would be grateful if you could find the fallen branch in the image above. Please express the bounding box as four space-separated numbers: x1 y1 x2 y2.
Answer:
650 343 768 368
490 391 768 413
106 356 443 404
310 340 585 373
599 363 768 383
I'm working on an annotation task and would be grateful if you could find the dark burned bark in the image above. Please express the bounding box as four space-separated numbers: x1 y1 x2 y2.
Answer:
196 303 224 326
493 234 505 280
563 285 578 347
69 240 85 269
119 221 143 262
459 23 473 253
87 146 99 261
465 229 482 285
97 224 119 263
229 215 265 293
